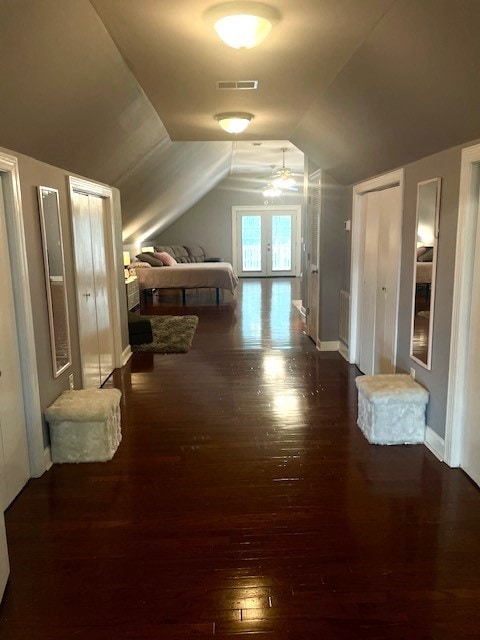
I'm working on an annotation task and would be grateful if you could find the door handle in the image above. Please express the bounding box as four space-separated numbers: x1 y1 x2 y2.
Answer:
311 269 318 274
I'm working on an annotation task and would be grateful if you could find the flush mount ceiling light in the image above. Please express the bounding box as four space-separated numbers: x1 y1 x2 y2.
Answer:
205 1 280 49
215 112 254 133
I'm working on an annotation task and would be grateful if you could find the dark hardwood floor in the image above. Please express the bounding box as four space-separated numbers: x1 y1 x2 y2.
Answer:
2 278 480 639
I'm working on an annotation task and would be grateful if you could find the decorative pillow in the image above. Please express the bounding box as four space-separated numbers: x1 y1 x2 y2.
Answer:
156 251 177 266
418 247 434 262
416 246 427 259
136 253 164 267
131 261 152 268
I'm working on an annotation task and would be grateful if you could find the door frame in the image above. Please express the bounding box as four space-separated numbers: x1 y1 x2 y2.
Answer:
349 169 404 367
444 143 480 467
306 169 321 346
68 177 123 386
0 152 45 477
231 205 302 277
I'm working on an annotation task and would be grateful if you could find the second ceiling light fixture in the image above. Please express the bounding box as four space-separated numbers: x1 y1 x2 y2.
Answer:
208 1 280 133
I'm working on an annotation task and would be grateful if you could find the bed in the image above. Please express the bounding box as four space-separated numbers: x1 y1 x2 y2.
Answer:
132 261 239 303
415 246 433 284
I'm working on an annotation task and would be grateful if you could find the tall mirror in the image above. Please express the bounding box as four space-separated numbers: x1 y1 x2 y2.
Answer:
410 177 441 369
37 186 72 377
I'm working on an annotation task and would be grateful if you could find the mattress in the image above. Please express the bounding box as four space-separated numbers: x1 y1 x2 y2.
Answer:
133 262 239 295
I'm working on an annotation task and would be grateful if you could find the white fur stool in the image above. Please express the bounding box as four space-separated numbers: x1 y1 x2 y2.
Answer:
355 374 428 445
45 389 122 463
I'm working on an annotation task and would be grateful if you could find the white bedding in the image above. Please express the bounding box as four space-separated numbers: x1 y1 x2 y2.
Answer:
133 262 239 295
416 261 432 284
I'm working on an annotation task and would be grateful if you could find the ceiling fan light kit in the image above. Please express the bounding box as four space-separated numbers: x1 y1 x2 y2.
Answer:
215 112 254 133
205 1 280 49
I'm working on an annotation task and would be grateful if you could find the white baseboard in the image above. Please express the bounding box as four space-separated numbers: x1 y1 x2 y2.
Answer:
338 342 349 361
424 426 445 462
122 345 132 366
44 446 53 471
317 340 340 352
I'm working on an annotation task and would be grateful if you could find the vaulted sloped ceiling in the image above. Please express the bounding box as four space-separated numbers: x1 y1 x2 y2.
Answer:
291 0 480 184
2 0 480 244
0 0 233 243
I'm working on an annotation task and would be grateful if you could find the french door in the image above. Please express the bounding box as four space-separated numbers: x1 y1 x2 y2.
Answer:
233 206 301 277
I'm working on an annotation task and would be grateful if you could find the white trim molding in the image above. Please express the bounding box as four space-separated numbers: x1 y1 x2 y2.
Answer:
122 345 132 366
44 447 53 471
349 168 404 367
338 342 349 362
0 152 45 477
424 426 445 462
444 143 480 467
318 340 340 352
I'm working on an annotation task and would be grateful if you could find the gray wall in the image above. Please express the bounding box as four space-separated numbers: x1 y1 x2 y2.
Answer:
153 175 304 264
395 143 465 439
319 171 349 342
2 145 128 447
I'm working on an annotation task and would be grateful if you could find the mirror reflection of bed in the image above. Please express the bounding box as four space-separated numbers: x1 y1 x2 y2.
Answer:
410 179 440 369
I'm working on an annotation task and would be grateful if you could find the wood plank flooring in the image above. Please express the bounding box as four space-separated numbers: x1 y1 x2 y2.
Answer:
2 278 480 639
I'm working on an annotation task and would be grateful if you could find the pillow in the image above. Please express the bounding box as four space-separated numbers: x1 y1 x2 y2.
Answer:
136 253 164 267
418 247 434 262
156 251 177 266
130 261 152 268
416 246 427 259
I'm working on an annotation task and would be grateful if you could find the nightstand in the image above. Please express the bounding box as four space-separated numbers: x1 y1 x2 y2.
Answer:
125 275 139 311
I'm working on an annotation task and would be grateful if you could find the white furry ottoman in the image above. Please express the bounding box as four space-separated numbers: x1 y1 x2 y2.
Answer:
45 389 122 463
355 374 428 445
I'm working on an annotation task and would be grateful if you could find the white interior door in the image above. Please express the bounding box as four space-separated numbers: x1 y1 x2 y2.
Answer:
0 177 29 508
359 186 402 375
460 197 480 486
0 506 8 602
306 171 321 344
88 196 113 385
235 207 299 277
71 192 113 388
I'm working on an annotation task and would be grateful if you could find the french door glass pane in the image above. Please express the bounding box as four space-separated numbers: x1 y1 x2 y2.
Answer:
271 215 292 271
241 215 262 271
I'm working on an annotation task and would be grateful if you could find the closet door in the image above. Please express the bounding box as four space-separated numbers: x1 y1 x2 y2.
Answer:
0 504 8 602
0 178 29 508
359 186 402 375
359 192 381 374
88 196 113 385
71 192 113 388
460 198 480 486
306 171 321 345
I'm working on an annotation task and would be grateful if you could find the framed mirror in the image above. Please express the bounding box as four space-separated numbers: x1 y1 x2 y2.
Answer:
410 177 441 369
37 186 72 377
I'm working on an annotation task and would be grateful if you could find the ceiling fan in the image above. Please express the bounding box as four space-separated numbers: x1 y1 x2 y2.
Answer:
271 147 296 189
262 148 299 197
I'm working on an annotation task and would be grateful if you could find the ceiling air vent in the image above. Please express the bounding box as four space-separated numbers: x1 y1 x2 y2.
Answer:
216 80 259 90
